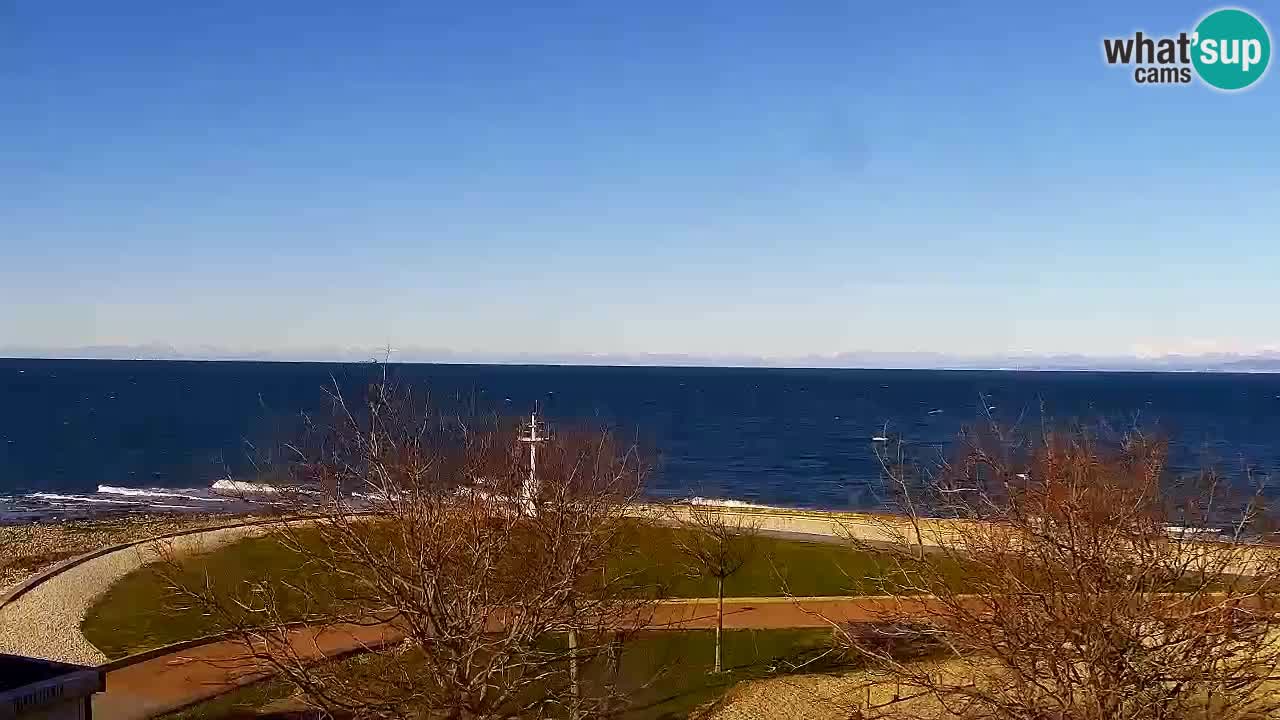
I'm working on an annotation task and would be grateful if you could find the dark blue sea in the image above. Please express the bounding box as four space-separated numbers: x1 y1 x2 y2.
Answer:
4 358 1280 522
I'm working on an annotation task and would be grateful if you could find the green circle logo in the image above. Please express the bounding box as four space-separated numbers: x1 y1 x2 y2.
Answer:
1192 8 1271 90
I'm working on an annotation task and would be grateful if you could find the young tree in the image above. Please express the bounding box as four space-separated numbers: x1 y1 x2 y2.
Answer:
835 424 1280 720
160 378 653 720
673 504 760 673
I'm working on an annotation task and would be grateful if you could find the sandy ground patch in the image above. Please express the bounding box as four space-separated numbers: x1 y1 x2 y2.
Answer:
0 513 254 596
0 519 271 664
707 664 960 720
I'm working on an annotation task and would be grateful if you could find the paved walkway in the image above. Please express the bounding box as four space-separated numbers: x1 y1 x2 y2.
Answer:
95 621 402 720
651 595 937 629
93 597 898 720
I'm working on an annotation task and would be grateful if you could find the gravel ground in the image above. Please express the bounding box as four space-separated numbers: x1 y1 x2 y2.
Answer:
0 518 270 665
705 673 872 720
0 514 253 597
707 667 956 719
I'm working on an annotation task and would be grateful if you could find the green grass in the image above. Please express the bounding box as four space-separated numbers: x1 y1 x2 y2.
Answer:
163 678 297 720
614 524 911 598
84 522 938 659
159 628 843 720
84 532 341 659
611 628 843 718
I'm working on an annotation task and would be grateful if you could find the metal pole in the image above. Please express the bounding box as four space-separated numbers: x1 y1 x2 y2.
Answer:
518 411 546 515
529 412 538 506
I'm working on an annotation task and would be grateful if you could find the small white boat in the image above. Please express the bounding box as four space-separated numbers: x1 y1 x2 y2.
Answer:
871 436 888 442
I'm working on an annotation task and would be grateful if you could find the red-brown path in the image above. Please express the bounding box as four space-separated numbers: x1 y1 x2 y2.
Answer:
93 623 399 720
93 597 910 720
650 596 931 629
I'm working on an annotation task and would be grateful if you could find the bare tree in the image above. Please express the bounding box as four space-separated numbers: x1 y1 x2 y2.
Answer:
834 423 1280 720
160 378 654 720
673 504 760 673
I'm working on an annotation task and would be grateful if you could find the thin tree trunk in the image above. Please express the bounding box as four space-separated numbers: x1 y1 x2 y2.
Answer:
715 575 724 673
569 627 580 720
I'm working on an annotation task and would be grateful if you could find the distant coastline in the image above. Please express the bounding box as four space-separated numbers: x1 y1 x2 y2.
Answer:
7 347 1280 373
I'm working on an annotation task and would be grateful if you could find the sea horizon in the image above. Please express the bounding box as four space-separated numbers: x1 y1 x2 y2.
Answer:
7 354 1280 375
6 359 1280 523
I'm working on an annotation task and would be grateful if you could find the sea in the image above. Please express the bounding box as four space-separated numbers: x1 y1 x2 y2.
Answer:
4 358 1280 523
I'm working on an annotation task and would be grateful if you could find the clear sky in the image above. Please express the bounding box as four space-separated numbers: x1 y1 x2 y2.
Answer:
4 1 1278 361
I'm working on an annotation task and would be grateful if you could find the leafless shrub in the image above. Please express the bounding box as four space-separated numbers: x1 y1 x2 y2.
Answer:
834 423 1280 720
160 377 654 720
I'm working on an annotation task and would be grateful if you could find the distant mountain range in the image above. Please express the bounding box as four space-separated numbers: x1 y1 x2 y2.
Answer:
6 344 1280 372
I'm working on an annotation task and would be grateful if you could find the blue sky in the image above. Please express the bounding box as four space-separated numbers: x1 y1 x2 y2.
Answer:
3 1 1278 362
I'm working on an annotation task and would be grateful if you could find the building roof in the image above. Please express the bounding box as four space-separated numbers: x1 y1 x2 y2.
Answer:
0 655 104 719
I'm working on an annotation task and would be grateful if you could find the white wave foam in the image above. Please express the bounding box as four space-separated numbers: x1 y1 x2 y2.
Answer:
28 492 144 505
97 485 229 502
352 490 400 502
684 496 778 510
211 479 321 496
212 479 283 495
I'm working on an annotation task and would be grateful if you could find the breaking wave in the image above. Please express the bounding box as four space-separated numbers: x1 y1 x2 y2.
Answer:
684 496 778 510
97 485 229 502
211 478 284 495
211 479 321 496
28 492 145 505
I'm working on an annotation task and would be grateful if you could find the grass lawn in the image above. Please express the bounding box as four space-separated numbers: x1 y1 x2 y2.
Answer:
160 628 844 720
163 678 296 720
614 523 916 599
84 522 939 659
84 531 339 659
611 628 845 718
